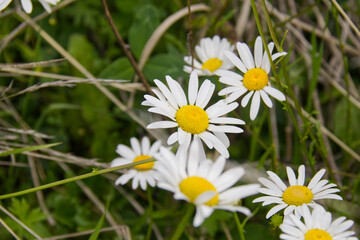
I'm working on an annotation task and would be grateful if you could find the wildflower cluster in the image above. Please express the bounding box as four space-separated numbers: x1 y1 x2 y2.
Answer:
109 34 357 238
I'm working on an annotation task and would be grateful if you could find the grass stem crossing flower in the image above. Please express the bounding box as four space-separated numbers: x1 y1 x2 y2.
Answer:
111 137 162 190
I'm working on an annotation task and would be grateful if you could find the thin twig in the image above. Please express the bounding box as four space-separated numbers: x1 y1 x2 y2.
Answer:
330 0 360 39
17 10 162 141
0 205 42 240
187 0 195 70
100 0 152 95
0 0 76 53
0 217 22 240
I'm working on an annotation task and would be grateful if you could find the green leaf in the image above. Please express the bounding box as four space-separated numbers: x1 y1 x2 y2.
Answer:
128 4 161 59
98 57 134 80
67 33 98 76
88 212 105 240
88 200 109 240
0 142 61 157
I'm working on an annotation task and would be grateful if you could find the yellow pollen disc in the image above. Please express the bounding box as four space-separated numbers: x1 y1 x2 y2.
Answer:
132 155 154 171
179 176 219 206
243 68 269 91
202 58 223 72
282 185 313 206
175 105 209 134
305 229 332 240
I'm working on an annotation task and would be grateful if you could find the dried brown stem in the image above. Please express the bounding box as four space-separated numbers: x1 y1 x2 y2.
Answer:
100 0 152 95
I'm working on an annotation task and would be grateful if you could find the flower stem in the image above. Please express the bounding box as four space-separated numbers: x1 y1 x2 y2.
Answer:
145 188 154 240
233 212 245 240
170 204 195 240
0 159 154 200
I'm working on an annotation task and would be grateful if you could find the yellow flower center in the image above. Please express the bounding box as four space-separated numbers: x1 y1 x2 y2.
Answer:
282 185 313 206
179 176 219 206
175 105 209 134
202 58 223 73
243 68 268 91
305 229 332 240
132 155 154 171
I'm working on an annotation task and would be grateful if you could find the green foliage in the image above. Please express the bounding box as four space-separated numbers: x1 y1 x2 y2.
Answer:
5 198 50 239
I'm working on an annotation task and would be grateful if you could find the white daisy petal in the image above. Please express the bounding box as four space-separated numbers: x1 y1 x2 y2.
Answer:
166 75 187 107
147 121 178 129
194 191 217 205
178 127 187 145
250 91 261 120
215 205 251 216
254 36 263 68
200 131 229 158
307 169 326 189
266 171 287 191
196 80 215 108
188 71 199 105
116 145 135 160
225 88 248 103
207 156 226 182
286 166 297 186
130 137 141 156
213 131 230 148
241 91 254 107
297 165 305 186
153 79 178 109
0 0 13 11
167 132 178 145
215 167 244 192
259 89 273 108
264 86 286 101
208 125 243 133
261 42 274 73
266 204 288 219
237 42 255 70
216 69 243 80
224 50 247 73
21 0 32 13
258 177 284 194
272 52 287 61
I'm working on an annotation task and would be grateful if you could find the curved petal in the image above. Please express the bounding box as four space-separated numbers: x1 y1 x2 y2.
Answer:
21 0 32 13
259 89 273 108
237 42 255 70
224 50 247 73
250 91 261 120
254 36 263 68
263 86 286 101
188 71 199 105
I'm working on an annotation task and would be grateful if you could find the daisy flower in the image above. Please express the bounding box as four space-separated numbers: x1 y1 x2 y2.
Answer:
216 36 287 120
110 137 162 190
0 0 60 13
142 71 245 158
184 35 234 76
253 165 342 219
155 140 260 227
280 204 358 240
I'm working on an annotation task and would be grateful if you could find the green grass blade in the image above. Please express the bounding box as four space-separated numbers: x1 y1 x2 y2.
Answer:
0 142 61 157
